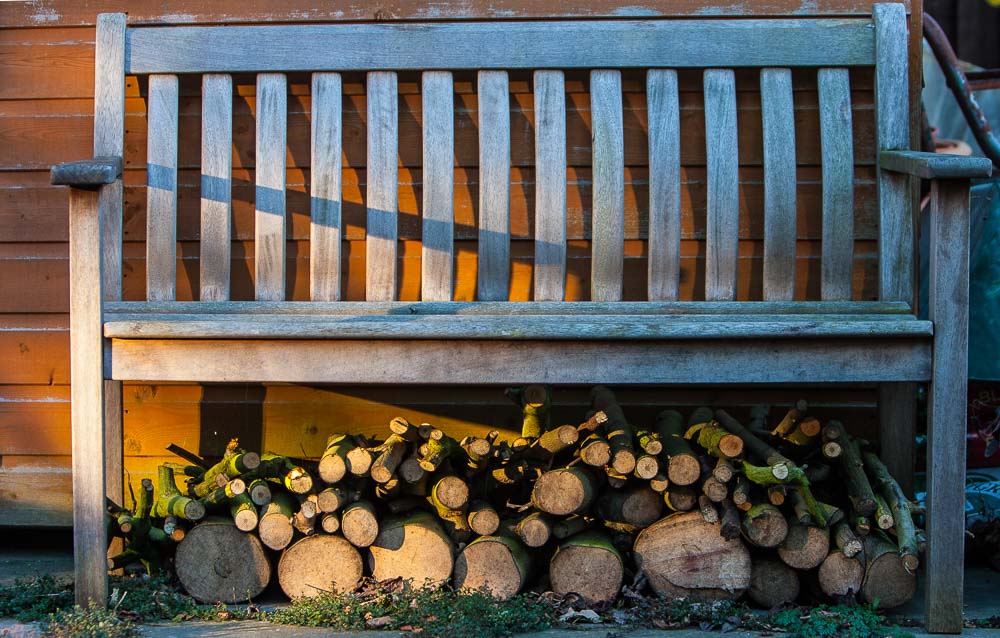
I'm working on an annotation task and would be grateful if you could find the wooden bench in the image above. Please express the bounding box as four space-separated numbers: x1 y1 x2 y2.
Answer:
51 6 992 633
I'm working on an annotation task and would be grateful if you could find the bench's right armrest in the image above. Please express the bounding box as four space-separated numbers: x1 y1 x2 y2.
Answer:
879 150 993 180
50 156 123 189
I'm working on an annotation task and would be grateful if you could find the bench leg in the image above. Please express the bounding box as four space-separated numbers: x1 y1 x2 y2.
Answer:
105 380 124 575
925 178 970 634
69 188 108 607
879 383 916 497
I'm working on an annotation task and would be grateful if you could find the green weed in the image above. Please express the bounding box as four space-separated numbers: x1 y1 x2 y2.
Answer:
42 605 138 638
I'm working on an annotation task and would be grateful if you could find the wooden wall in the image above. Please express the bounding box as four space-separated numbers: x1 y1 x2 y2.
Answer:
0 0 920 526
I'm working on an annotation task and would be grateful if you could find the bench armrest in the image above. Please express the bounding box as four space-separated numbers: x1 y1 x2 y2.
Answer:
880 150 993 180
50 156 123 189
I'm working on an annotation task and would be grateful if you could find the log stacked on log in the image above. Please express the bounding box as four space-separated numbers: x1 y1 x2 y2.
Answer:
107 390 923 611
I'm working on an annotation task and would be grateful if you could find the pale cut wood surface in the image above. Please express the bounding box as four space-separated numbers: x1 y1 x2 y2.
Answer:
144 74 178 302
125 19 877 74
878 382 915 497
476 71 511 301
68 188 107 607
760 68 796 301
110 338 931 384
310 73 342 301
254 73 287 301
366 72 399 301
703 69 739 301
533 70 567 302
924 179 970 634
200 74 233 302
94 12 126 302
646 69 681 302
590 70 625 302
818 68 855 301
874 3 912 304
103 315 933 340
420 71 455 302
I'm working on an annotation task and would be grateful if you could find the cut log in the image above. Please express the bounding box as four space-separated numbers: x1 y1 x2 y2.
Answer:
873 494 894 530
389 416 421 442
714 458 735 483
346 443 375 477
596 485 663 528
154 466 206 521
454 534 532 600
341 500 379 548
818 550 864 599
278 534 363 598
549 531 624 605
702 476 728 503
741 503 789 548
531 466 597 516
784 416 821 446
553 515 594 540
767 485 787 506
748 559 800 608
529 425 579 459
370 434 409 484
467 501 500 536
591 386 636 474
399 454 427 483
430 475 469 511
369 511 454 588
318 434 354 484
719 499 741 540
648 473 669 494
258 491 297 551
663 486 698 512
837 437 878 518
510 511 552 548
578 433 612 467
419 430 459 472
578 410 608 433
637 430 663 455
778 525 830 570
833 521 863 558
247 478 272 506
732 475 751 509
461 436 493 474
860 531 918 609
634 454 660 480
862 450 919 572
199 479 246 508
229 493 258 532
320 513 340 534
656 410 701 487
634 511 751 602
686 419 744 459
260 454 314 494
175 520 271 603
698 494 719 523
316 486 360 513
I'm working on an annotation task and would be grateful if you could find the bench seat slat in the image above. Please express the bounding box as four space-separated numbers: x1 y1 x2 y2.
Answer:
818 68 855 301
310 73 343 301
477 71 511 301
200 74 233 302
145 74 179 301
366 71 399 301
103 315 932 340
533 70 567 301
647 69 681 302
421 71 455 301
255 73 287 301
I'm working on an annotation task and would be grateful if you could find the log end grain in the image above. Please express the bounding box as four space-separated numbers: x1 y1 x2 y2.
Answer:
369 513 454 588
667 454 702 487
434 476 470 511
620 486 664 528
468 507 500 537
531 468 593 516
634 455 660 480
818 551 864 599
778 525 830 570
233 508 259 532
175 521 271 604
454 537 528 600
278 535 363 599
748 559 800 609
742 504 789 549
580 439 611 466
258 513 295 551
861 552 918 609
318 455 347 484
342 502 380 548
550 540 623 605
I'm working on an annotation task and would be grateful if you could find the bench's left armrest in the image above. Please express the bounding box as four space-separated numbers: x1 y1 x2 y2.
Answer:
880 150 993 180
50 156 123 189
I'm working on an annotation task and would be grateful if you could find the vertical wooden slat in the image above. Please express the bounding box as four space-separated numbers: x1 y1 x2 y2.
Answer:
703 69 739 302
145 75 179 301
255 73 287 301
760 68 796 301
925 179 971 635
310 72 342 301
200 74 233 302
874 3 912 304
421 71 455 301
69 188 107 607
818 68 855 301
647 69 681 302
590 70 625 302
366 71 399 301
533 70 567 302
94 13 125 302
477 70 511 301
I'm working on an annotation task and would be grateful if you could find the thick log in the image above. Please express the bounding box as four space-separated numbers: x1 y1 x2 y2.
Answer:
369 511 454 588
549 531 624 605
278 535 363 598
175 520 271 604
596 485 663 528
258 491 297 551
531 466 597 516
748 559 800 608
648 473 669 494
229 493 258 532
663 486 698 512
655 410 701 486
154 466 206 521
778 525 830 570
578 433 612 467
634 511 751 602
341 500 379 548
510 511 552 548
860 531 918 609
591 386 636 474
862 450 919 572
467 500 500 536
741 503 789 548
454 534 532 600
818 550 864 599
318 434 354 484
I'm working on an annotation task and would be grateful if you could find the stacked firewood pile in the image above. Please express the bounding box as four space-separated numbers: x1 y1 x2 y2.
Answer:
106 386 921 609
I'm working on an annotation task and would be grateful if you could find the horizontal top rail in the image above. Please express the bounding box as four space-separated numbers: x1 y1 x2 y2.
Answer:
125 18 877 74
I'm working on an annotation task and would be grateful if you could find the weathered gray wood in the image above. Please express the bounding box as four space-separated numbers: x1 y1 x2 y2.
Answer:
421 71 455 302
703 69 739 302
366 72 399 301
69 187 108 607
95 12 126 301
50 157 122 187
924 179 971 635
103 316 933 340
879 383 916 497
818 68 855 301
255 73 287 301
103 379 124 571
590 70 625 302
760 68 796 301
145 74 179 302
874 3 912 304
310 72 342 301
110 338 931 384
646 69 681 302
126 19 876 74
104 300 915 316
879 151 993 180
533 70 567 302
200 74 233 302
477 71 511 301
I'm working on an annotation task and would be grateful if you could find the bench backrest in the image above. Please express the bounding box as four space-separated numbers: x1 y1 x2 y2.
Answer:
92 4 912 306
